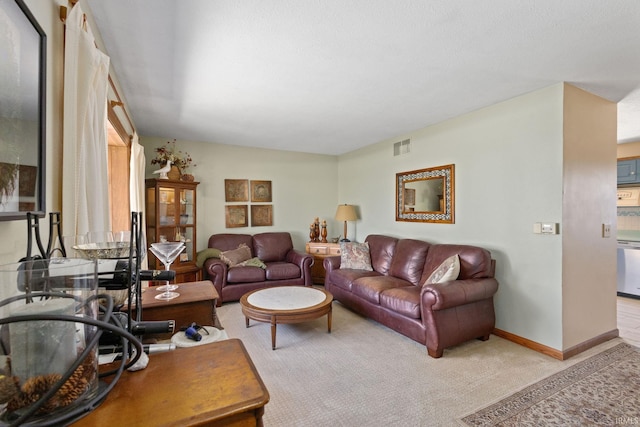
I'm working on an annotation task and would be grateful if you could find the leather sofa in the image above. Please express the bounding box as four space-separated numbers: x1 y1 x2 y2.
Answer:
324 234 498 358
203 232 313 305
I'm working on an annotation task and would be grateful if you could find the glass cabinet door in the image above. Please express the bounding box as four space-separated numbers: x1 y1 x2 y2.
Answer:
179 189 194 225
159 187 176 226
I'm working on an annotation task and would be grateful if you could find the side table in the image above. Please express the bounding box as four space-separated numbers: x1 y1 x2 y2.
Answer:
125 280 222 339
73 339 269 426
305 242 341 285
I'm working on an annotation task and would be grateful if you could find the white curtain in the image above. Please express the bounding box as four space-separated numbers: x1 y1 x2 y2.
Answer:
62 4 111 237
130 132 148 268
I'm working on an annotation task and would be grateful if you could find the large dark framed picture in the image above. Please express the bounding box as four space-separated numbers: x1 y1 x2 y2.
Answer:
0 0 47 220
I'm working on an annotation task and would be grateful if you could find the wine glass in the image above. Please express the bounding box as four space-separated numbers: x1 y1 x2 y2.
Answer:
149 242 185 300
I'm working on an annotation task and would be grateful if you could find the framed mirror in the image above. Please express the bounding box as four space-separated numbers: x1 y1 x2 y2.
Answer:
396 164 455 223
0 0 46 220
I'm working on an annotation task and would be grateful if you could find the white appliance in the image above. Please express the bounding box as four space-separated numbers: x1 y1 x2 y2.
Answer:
617 187 640 206
617 240 640 298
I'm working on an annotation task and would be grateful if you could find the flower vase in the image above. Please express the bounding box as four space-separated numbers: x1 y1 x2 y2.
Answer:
168 165 181 180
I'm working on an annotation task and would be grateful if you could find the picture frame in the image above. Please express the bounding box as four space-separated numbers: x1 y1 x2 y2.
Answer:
250 180 272 202
224 179 249 202
0 0 47 220
251 205 273 227
225 205 248 228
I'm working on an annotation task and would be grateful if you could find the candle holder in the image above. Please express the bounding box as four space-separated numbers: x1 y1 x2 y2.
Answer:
0 259 102 424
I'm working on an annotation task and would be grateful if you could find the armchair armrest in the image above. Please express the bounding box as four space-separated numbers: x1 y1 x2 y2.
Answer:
204 258 228 289
286 250 314 286
421 278 498 311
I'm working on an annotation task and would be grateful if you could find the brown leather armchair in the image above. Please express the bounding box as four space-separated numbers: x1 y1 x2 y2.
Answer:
204 232 313 305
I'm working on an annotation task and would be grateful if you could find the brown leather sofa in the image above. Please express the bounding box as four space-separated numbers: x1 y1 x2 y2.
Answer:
204 232 313 305
324 234 498 358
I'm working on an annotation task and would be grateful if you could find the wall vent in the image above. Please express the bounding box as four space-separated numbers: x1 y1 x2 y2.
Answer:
393 139 411 156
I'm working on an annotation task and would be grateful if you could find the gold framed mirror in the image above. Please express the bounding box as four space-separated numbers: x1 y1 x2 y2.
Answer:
396 164 455 223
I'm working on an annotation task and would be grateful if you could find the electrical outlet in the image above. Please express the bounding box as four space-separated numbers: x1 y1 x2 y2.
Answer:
602 223 611 238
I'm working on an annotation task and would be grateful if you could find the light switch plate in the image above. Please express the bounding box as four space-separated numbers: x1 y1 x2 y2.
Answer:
602 223 611 238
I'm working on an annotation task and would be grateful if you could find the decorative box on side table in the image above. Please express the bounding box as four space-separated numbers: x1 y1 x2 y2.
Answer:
305 242 341 285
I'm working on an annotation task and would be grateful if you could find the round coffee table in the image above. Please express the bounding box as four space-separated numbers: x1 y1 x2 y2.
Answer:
239 286 333 350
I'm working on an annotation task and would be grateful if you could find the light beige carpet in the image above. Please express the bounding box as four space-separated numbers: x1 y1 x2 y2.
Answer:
216 300 625 427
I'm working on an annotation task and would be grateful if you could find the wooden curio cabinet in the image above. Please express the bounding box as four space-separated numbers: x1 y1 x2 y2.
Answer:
146 178 201 283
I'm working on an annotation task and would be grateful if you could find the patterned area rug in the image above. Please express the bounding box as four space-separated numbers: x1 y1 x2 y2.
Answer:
461 343 640 426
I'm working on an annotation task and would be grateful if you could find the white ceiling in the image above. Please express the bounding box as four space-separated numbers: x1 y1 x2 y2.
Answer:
85 0 640 156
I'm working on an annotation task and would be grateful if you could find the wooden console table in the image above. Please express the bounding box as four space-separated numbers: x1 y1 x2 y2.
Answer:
306 242 341 284
125 280 222 339
73 339 269 426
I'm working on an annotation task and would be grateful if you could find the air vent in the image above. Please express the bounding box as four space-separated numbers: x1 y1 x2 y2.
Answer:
393 139 411 156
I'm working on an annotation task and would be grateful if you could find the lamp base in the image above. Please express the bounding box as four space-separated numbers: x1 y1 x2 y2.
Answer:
339 238 350 242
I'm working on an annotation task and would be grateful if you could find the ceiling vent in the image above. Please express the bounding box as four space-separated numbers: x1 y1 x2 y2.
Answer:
393 139 411 156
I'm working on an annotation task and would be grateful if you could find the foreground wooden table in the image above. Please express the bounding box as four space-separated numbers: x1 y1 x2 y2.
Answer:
73 339 269 426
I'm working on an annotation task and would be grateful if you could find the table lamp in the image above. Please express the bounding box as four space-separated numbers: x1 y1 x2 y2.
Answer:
335 204 357 242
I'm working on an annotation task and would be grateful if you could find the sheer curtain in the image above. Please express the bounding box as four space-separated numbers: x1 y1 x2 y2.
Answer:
62 3 111 237
130 132 148 268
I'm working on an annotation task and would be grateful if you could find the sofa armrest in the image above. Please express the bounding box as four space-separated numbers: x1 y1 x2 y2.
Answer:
286 250 314 286
421 278 498 311
204 258 228 289
323 255 341 274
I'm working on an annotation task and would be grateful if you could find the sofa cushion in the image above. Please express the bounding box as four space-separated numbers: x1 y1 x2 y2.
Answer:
327 269 380 292
425 254 460 284
351 275 412 305
365 235 398 274
380 286 422 319
227 266 266 283
388 239 430 285
253 232 293 262
421 244 493 283
340 242 373 271
220 244 252 267
265 262 301 280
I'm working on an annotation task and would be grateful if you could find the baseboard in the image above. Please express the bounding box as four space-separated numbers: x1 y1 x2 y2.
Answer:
492 328 620 360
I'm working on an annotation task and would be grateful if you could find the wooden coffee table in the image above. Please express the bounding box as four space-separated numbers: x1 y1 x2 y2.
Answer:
239 286 333 350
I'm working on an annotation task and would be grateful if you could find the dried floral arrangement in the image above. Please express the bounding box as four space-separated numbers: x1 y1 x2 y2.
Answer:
150 139 196 173
0 162 19 203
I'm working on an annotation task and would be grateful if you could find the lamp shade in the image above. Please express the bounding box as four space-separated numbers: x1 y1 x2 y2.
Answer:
335 204 357 221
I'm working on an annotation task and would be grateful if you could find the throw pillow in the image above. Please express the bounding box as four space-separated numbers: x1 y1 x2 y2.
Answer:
340 242 373 271
195 248 221 268
233 257 267 269
425 254 460 284
220 243 252 267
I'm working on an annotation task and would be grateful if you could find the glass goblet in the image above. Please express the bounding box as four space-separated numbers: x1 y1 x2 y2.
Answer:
149 242 185 300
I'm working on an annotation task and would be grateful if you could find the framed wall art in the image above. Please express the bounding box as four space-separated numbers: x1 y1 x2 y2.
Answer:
250 180 272 202
251 205 273 227
225 205 248 228
0 0 47 220
224 179 248 202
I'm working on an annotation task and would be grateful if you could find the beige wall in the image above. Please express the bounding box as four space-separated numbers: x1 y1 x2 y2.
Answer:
337 83 617 351
561 84 617 349
141 136 339 252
